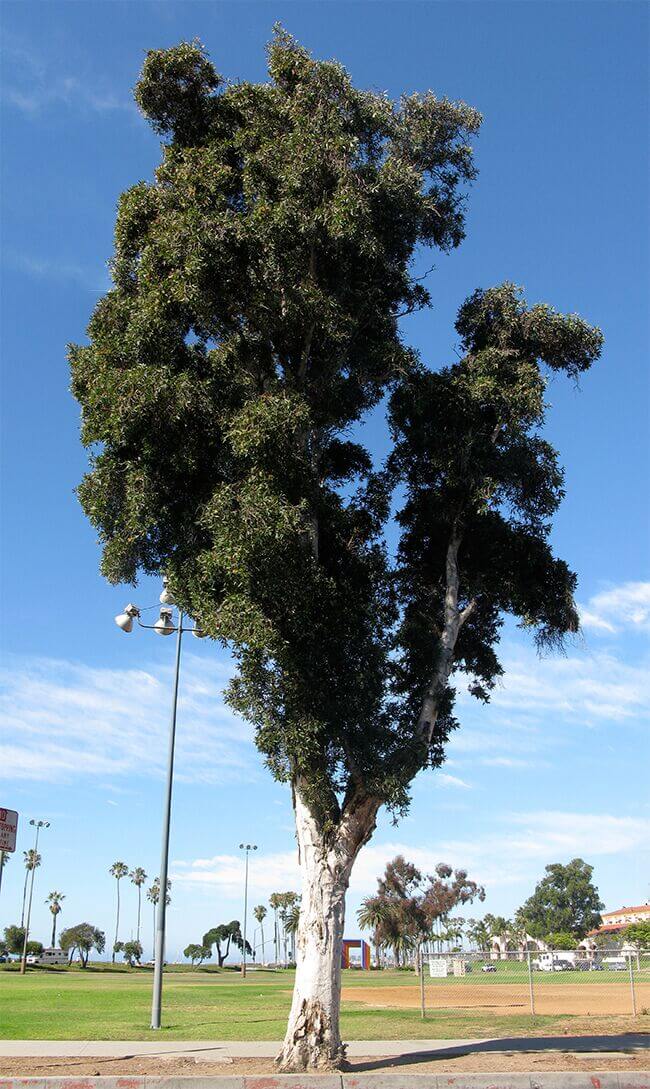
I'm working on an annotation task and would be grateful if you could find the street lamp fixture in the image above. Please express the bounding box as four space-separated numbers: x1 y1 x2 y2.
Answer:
114 583 204 1029
20 819 50 975
239 843 257 979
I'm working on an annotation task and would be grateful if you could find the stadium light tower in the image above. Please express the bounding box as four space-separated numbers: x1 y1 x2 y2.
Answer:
114 580 204 1029
239 843 257 978
20 819 50 975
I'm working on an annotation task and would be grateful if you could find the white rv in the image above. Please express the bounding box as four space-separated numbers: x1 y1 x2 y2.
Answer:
25 948 68 966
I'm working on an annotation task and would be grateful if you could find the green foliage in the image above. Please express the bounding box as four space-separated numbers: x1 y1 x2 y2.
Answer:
70 32 600 840
184 942 212 966
546 931 576 950
622 922 650 949
60 923 106 967
203 921 246 966
26 941 43 956
517 859 604 940
122 940 143 966
3 926 26 955
358 855 484 963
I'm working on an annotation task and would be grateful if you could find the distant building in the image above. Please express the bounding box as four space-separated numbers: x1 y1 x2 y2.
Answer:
588 903 650 939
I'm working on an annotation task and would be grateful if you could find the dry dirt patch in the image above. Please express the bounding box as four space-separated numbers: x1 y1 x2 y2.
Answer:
342 983 650 1016
0 1054 649 1077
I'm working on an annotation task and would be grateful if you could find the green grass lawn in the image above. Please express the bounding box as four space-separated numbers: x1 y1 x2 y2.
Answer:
0 964 646 1042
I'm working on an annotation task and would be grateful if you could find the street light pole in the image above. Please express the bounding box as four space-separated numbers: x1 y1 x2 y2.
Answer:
150 610 183 1030
239 843 257 978
114 580 205 1029
20 819 49 975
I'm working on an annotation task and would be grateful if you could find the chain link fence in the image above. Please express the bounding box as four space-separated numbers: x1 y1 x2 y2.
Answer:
418 948 648 1021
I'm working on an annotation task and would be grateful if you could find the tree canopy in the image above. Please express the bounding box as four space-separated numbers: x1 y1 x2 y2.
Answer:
70 31 601 829
60 923 106 967
516 859 604 940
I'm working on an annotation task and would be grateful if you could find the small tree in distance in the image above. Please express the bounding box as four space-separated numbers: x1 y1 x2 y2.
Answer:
70 31 602 1070
184 942 212 967
60 923 106 967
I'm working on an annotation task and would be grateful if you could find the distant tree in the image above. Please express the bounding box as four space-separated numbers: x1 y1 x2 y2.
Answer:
269 894 283 965
109 862 129 962
3 925 26 955
483 914 509 941
60 923 106 967
113 940 125 959
359 856 484 967
146 877 171 956
518 859 604 940
253 905 267 963
0 939 7 958
546 931 576 950
465 918 491 952
357 896 390 967
21 850 41 926
26 940 44 956
184 942 212 967
622 922 650 950
123 940 143 966
45 891 65 947
130 867 147 944
203 921 251 967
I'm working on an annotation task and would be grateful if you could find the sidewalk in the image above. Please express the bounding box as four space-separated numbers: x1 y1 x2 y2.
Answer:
0 1034 648 1060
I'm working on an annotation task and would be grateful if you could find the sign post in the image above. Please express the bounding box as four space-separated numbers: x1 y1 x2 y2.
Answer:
0 808 19 902
0 808 18 853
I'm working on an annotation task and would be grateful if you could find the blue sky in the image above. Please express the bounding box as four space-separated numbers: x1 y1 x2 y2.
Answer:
0 2 648 962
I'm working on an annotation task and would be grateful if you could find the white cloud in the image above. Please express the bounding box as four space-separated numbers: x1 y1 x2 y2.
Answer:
2 39 135 118
451 642 650 768
171 808 650 909
0 652 256 785
579 581 650 635
7 253 111 294
437 773 471 789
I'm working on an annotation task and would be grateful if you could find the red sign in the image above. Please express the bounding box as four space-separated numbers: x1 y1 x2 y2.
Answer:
0 808 18 853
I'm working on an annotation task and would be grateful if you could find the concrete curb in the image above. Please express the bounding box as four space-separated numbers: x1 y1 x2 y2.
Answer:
0 1075 648 1088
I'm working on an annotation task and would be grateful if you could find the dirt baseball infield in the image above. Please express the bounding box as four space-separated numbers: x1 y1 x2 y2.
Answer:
342 983 650 1016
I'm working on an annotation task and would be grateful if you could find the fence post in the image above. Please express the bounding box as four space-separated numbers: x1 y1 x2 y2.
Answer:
419 945 426 1020
629 954 637 1017
527 950 535 1017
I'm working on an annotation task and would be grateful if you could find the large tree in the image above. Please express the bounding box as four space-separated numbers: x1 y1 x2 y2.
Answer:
516 859 604 940
70 31 601 1070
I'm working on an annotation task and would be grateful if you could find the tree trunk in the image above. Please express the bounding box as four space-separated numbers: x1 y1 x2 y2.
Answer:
21 869 29 927
277 786 379 1072
136 887 141 944
51 912 56 947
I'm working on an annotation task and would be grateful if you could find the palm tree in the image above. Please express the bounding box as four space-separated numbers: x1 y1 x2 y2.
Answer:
358 895 389 968
21 850 41 926
285 902 301 961
130 867 147 944
269 892 282 965
109 861 129 962
45 891 65 947
253 904 267 964
146 877 171 958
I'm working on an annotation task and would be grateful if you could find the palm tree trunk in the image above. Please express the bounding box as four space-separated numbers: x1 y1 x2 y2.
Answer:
21 868 29 927
261 921 265 964
51 912 56 947
136 886 142 944
113 879 120 962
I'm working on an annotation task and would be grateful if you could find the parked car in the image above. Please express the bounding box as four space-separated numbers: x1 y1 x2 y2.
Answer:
552 959 574 972
577 961 603 971
481 963 497 973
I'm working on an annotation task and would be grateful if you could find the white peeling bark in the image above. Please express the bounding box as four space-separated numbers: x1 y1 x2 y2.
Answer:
277 784 379 1072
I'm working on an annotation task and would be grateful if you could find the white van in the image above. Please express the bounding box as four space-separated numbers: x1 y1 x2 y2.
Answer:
26 948 67 966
